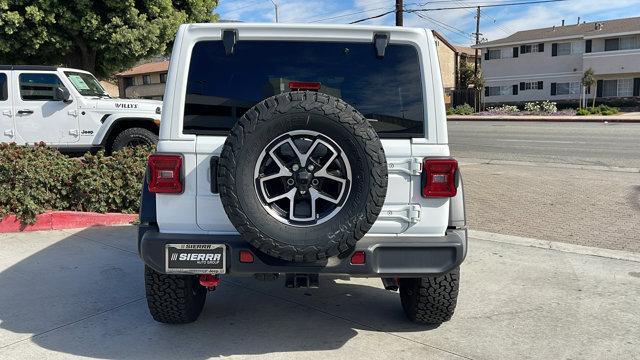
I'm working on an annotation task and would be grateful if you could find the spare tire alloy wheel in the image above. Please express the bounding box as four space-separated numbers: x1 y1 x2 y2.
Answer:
255 130 351 225
218 91 388 263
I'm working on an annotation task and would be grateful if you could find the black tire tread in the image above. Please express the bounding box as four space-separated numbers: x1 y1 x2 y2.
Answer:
218 91 387 262
144 266 206 324
399 267 460 324
111 127 158 152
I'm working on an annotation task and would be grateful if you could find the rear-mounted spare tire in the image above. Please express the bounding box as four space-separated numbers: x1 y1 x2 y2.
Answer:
218 91 388 262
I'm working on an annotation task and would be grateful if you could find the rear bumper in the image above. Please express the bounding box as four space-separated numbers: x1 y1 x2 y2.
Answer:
138 225 467 277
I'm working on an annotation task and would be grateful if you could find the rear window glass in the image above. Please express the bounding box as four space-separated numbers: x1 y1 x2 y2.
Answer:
183 40 424 138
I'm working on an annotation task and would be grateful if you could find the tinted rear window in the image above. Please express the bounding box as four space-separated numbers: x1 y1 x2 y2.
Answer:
183 40 424 138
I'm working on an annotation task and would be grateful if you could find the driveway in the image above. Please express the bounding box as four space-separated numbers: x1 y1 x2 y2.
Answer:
0 226 639 359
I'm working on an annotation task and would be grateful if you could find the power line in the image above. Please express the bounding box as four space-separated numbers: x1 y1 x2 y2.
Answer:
220 0 265 15
350 10 397 24
407 0 567 12
454 0 513 35
309 6 392 23
349 0 567 25
413 12 472 39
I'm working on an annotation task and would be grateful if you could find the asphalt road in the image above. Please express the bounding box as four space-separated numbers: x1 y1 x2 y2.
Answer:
1 226 639 359
448 121 640 168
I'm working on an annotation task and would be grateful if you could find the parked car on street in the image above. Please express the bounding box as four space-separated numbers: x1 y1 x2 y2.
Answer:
138 23 467 325
0 65 161 152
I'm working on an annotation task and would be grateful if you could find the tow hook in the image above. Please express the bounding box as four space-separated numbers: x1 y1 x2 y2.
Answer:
199 274 220 290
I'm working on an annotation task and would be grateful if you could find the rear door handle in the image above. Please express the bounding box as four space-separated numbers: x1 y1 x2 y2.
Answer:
17 109 34 115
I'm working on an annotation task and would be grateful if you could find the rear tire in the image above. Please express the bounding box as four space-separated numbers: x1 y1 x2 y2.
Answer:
111 127 158 152
399 267 460 325
144 266 207 324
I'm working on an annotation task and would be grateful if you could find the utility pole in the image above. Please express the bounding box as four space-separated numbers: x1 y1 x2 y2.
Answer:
473 6 481 111
395 0 403 26
270 0 279 23
474 6 480 76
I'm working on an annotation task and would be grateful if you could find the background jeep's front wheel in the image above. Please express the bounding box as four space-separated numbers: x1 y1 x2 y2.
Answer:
144 266 206 324
399 267 460 325
111 127 158 152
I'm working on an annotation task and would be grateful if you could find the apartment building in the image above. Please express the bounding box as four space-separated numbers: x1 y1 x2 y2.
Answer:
115 60 169 99
475 17 640 105
433 32 480 106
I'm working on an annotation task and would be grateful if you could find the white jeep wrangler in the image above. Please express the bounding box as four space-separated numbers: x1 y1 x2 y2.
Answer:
0 65 161 152
138 23 467 325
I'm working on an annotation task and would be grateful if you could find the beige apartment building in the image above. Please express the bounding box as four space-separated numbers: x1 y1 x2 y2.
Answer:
475 16 640 105
116 60 169 100
433 32 479 106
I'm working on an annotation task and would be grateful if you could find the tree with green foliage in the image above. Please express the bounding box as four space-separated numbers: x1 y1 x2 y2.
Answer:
0 0 218 78
581 68 596 108
458 61 475 89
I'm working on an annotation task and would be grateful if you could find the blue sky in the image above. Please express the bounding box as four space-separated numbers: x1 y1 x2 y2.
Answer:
216 0 640 46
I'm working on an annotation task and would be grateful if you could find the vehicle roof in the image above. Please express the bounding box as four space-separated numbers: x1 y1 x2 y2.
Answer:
184 22 431 36
0 65 89 73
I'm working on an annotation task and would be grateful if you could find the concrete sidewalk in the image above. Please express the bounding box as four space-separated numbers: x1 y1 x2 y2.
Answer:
0 226 639 359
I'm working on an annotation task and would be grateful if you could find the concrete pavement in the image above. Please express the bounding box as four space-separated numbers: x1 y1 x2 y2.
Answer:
1 225 639 359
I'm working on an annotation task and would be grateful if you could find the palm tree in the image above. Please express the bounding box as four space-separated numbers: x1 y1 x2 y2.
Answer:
582 68 596 108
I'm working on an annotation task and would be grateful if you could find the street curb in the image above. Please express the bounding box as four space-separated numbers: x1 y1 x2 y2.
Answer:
448 115 640 122
469 230 640 263
457 158 640 173
0 211 138 233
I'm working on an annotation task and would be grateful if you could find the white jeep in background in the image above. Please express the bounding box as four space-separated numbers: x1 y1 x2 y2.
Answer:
0 65 161 152
139 23 467 325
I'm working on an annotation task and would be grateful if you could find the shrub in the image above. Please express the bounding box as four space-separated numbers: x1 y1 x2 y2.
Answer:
524 101 557 114
448 103 475 115
540 100 558 113
487 105 519 114
524 102 541 112
577 105 620 116
0 143 152 224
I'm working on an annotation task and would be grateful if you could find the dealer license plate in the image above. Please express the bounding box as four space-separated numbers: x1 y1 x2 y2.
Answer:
165 244 226 274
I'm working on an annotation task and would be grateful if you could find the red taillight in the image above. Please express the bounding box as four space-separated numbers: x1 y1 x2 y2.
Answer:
148 154 183 193
422 158 458 198
239 250 254 263
350 251 366 265
288 81 321 91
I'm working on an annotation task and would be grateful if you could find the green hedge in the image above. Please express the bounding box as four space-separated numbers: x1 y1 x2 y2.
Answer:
0 143 151 224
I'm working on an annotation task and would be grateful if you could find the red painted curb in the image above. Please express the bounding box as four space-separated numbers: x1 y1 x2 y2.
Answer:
0 211 138 233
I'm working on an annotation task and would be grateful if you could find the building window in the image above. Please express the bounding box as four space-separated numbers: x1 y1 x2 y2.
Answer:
486 86 510 96
523 81 541 90
620 35 639 50
487 49 501 59
602 80 617 97
124 77 134 87
555 82 580 95
556 42 572 56
160 73 167 83
520 44 532 54
143 75 151 85
604 38 619 51
618 79 633 97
